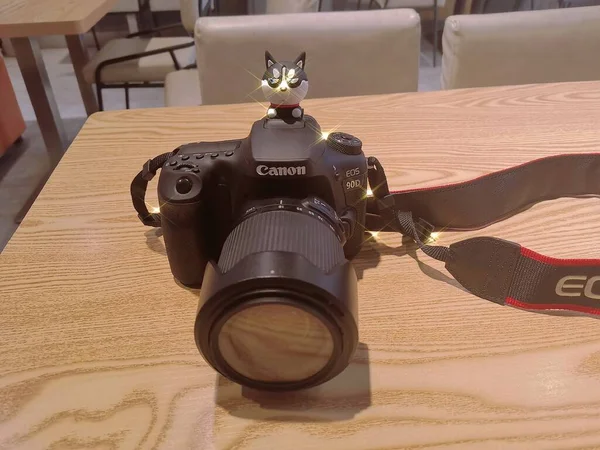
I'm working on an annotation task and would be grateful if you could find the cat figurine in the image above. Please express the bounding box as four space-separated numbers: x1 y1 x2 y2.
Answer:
262 51 309 122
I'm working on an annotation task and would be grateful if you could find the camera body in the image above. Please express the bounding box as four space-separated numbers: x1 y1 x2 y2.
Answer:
157 116 368 287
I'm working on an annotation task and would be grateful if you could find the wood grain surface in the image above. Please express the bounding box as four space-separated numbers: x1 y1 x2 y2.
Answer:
0 0 119 38
2 81 600 449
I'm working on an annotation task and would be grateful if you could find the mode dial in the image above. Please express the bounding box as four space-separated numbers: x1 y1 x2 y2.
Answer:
327 132 362 155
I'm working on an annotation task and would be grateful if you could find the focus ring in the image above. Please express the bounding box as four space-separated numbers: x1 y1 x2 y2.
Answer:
218 210 345 273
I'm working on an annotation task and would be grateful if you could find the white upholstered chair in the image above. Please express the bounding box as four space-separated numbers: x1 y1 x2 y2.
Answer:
441 6 600 90
83 0 199 110
165 9 421 107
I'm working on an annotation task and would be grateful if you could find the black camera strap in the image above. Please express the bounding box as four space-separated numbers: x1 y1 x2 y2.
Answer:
130 151 175 227
366 153 600 316
132 150 600 316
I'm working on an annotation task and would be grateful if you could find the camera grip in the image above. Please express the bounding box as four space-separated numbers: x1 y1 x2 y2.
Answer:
161 200 208 287
344 225 364 259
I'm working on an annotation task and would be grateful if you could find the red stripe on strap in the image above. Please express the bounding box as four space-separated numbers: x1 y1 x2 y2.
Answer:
520 247 600 267
506 297 600 315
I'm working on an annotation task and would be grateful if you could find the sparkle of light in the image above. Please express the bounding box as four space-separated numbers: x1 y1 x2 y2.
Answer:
261 80 268 87
429 232 440 241
321 132 330 140
370 231 379 238
367 187 373 197
151 206 160 213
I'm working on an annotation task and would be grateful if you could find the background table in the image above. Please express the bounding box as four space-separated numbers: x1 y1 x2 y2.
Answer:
2 81 600 449
0 0 118 158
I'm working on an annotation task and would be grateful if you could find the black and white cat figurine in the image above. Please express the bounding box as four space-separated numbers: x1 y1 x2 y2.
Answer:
262 51 308 122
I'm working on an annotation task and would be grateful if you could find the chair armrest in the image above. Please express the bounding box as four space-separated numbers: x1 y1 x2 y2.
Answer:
94 41 194 84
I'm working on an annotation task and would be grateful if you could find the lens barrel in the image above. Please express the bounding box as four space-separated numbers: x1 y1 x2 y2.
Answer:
194 197 359 391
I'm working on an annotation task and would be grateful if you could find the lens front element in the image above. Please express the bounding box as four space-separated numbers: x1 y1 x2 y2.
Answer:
218 302 334 383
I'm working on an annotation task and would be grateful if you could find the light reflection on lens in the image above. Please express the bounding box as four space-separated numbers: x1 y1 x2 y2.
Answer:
218 302 334 383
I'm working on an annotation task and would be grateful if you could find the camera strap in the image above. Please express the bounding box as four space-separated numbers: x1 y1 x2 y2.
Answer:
366 153 600 316
131 151 175 227
132 150 600 316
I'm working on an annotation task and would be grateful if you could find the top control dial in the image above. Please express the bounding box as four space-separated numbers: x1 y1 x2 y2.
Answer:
327 132 362 155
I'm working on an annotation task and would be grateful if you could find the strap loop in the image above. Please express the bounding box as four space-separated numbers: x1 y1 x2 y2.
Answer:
130 151 175 227
395 211 450 262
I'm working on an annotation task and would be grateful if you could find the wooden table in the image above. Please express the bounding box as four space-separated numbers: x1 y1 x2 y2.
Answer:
0 0 119 158
2 81 600 449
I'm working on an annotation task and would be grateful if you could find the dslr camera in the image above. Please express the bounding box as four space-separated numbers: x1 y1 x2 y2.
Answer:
158 118 366 391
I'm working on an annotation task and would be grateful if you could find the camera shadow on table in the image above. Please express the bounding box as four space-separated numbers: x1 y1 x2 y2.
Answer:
352 234 404 280
214 342 371 422
145 227 166 256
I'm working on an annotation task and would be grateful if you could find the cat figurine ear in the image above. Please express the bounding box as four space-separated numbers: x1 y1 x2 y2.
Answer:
265 51 276 68
294 52 306 70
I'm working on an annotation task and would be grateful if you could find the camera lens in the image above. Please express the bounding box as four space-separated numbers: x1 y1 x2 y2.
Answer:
194 197 359 391
218 302 334 382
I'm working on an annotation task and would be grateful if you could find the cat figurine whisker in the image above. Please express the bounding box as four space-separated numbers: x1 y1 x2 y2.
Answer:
262 51 308 123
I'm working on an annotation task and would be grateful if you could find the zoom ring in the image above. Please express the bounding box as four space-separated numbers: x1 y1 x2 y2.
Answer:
218 209 345 273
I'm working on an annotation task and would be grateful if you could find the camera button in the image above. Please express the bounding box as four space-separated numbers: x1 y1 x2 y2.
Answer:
225 151 234 157
176 177 193 194
211 153 219 158
196 154 204 159
192 168 200 173
169 160 177 166
181 155 190 160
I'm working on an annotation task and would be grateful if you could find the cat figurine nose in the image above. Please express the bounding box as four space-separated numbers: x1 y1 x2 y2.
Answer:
280 82 288 91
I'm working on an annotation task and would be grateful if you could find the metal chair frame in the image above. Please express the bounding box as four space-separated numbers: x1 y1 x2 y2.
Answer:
94 34 194 110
